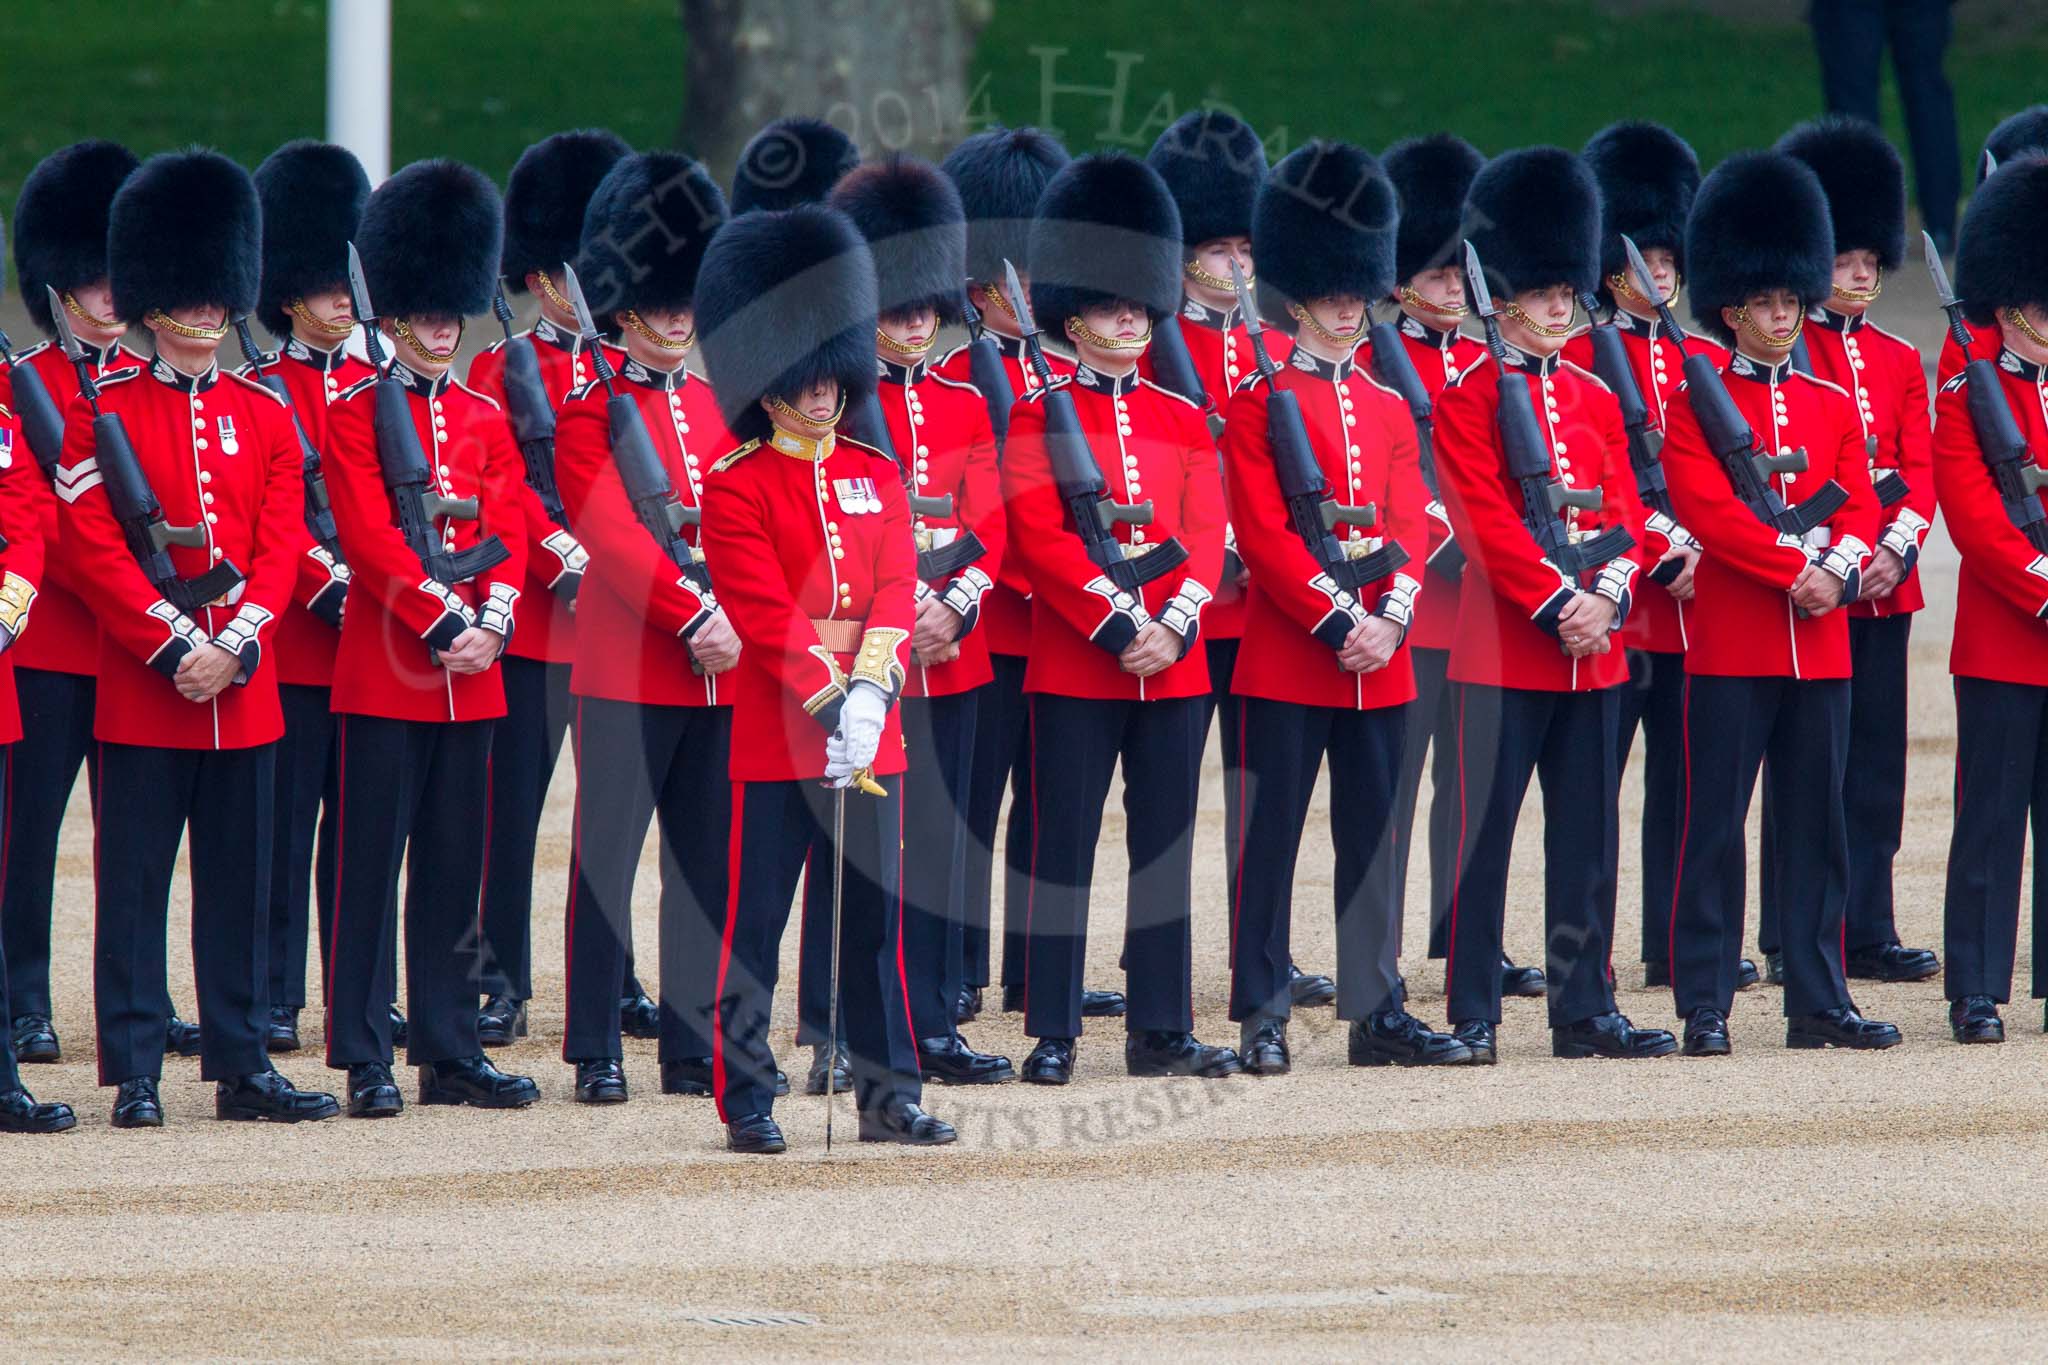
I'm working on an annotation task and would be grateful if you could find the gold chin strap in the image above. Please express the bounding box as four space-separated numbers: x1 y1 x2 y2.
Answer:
876 327 935 358
144 309 230 341
1607 271 1649 306
1831 270 1882 304
2007 307 2048 349
1732 306 1801 353
1184 258 1249 292
290 298 356 337
64 290 122 330
982 281 1016 320
623 310 693 351
1502 302 1574 338
767 389 847 431
1287 302 1364 347
1066 315 1152 352
535 271 577 317
390 316 461 364
1399 284 1467 319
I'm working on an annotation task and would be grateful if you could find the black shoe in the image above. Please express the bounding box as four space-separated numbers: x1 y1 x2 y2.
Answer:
1950 996 2004 1044
347 1062 404 1118
954 986 983 1025
1500 956 1546 998
805 1043 850 1095
111 1076 164 1129
775 1068 790 1097
1000 983 1025 1014
1287 964 1336 1008
1682 1008 1731 1057
165 1012 202 1058
1239 1017 1291 1075
574 1058 629 1104
1349 1011 1473 1067
661 1057 714 1096
215 1068 339 1122
0 1087 74 1134
477 995 527 1048
1021 1037 1074 1085
859 1101 957 1145
1736 958 1761 990
1552 1011 1677 1060
418 1054 541 1108
618 991 660 1040
1081 988 1127 1018
1451 1019 1497 1065
389 1005 409 1050
1124 1030 1244 1078
726 1112 787 1154
266 1005 301 1053
10 1014 59 1065
1764 952 1785 986
918 1033 1015 1085
1845 941 1940 983
1643 962 1671 989
1786 1007 1902 1050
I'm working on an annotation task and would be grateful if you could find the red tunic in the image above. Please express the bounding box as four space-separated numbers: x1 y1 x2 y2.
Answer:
323 359 529 723
0 401 49 743
1434 347 1640 693
1222 346 1425 710
1938 318 2003 388
875 356 1004 698
1385 314 1489 653
54 357 302 749
1933 350 2048 685
700 428 916 783
466 316 609 666
1002 364 1226 702
241 335 377 687
1800 310 1933 618
554 357 726 708
1660 351 1880 680
0 338 144 675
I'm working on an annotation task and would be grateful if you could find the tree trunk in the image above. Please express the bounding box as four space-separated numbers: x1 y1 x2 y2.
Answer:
680 0 992 182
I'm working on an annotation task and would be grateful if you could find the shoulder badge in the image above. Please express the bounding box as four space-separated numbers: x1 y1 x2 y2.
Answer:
223 369 289 406
336 374 377 402
566 378 601 404
1940 371 1970 395
94 366 142 390
710 438 762 474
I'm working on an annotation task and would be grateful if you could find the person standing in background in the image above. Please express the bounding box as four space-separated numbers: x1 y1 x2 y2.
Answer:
1808 0 1959 254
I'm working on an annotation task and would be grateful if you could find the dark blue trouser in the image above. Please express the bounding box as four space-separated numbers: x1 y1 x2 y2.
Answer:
1618 649 1686 968
2 666 95 1018
1943 676 2048 1003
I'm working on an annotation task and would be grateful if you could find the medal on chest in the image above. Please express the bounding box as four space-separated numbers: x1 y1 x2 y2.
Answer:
833 476 883 515
217 414 240 456
0 425 13 469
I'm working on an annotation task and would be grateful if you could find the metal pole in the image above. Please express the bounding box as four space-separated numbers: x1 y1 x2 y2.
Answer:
327 0 392 184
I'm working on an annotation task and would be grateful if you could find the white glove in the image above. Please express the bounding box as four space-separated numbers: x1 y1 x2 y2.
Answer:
837 681 889 774
824 730 854 787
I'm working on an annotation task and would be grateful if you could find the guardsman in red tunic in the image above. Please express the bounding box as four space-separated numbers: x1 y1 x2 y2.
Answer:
831 156 1015 1086
465 130 631 1046
1434 148 1673 1064
322 159 540 1117
58 151 337 1126
934 127 1111 1024
1563 122 1745 992
1769 117 1939 986
1660 152 1895 1055
1936 108 2048 388
1378 135 1543 998
697 203 952 1153
1005 153 1240 1085
1145 111 1335 1013
552 151 735 1103
0 141 162 1068
1224 141 1470 1072
1933 156 2048 1042
242 139 377 1056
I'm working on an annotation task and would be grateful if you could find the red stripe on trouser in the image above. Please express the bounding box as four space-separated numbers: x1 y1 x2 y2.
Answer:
559 698 586 1061
892 774 916 1060
1667 677 1691 989
91 742 106 1084
710 780 747 1122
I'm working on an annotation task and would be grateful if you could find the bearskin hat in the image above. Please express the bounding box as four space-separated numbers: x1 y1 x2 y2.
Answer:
1684 151 1835 345
575 151 727 320
501 129 630 293
695 204 876 444
1252 140 1397 335
1028 152 1183 326
1381 133 1483 285
13 140 139 335
1147 109 1266 247
941 126 1068 286
1460 146 1600 300
1981 105 2048 183
829 154 965 323
1581 121 1698 290
108 149 260 325
730 117 860 215
1777 116 1905 271
355 159 502 320
1955 154 2048 327
252 140 370 338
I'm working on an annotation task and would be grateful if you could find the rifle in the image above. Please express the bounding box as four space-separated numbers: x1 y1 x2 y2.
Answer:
491 278 569 528
1227 260 1407 602
1925 229 2048 554
958 289 1017 451
1575 289 1687 585
232 317 345 561
50 286 241 612
345 243 510 585
841 384 987 582
1146 300 1224 439
1367 311 1465 582
1000 259 1188 593
1791 312 1908 508
0 325 65 477
1460 243 1634 587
